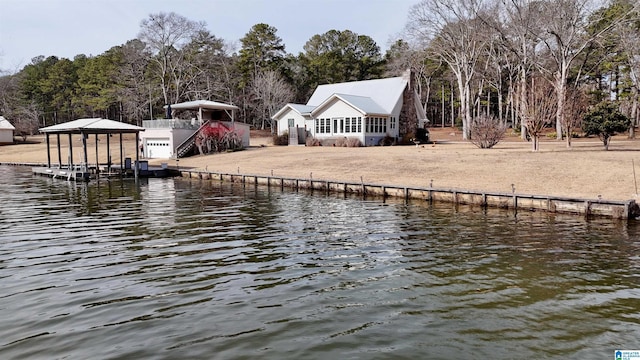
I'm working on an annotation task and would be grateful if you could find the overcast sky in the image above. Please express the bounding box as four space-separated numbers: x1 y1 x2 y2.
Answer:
0 0 417 72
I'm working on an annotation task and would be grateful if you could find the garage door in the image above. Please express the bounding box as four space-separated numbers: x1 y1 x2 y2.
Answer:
145 138 172 158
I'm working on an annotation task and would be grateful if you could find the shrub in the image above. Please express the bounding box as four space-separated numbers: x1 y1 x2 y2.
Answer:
332 137 362 147
378 134 396 146
415 128 429 143
306 137 322 146
346 138 363 147
272 131 289 146
469 114 507 149
582 101 630 150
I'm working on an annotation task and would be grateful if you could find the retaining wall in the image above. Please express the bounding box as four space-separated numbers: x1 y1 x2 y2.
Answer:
179 170 640 220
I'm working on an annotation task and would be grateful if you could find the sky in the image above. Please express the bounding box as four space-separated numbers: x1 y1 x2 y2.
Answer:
0 0 417 72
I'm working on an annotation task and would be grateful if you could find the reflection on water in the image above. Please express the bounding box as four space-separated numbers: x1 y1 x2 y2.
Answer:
0 165 639 359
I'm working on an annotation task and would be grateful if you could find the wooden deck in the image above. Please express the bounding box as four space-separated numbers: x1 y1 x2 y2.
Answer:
30 162 179 181
32 166 91 181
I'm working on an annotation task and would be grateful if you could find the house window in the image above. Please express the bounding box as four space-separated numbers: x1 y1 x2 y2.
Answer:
357 117 362 132
333 118 338 134
345 118 351 133
315 119 320 133
324 118 331 133
390 117 396 130
340 118 344 133
288 118 295 128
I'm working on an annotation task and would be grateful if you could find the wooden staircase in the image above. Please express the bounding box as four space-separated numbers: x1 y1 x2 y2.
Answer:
175 120 210 158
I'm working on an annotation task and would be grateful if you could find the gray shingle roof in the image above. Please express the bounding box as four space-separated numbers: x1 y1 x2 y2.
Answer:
307 76 407 114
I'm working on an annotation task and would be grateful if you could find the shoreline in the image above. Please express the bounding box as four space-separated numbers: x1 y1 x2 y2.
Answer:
3 160 637 219
1 128 640 204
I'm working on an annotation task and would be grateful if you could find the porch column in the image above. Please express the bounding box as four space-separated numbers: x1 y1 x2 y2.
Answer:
106 132 111 173
95 134 99 174
135 132 140 179
82 132 88 172
57 134 62 167
45 133 51 168
68 133 73 169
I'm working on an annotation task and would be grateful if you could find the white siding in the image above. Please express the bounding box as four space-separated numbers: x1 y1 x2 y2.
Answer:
276 109 307 136
0 129 13 143
313 98 362 120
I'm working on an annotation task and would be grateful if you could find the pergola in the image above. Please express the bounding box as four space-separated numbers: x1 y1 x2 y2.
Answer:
39 118 145 179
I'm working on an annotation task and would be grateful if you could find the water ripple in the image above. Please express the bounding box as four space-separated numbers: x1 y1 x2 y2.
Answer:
1 166 640 359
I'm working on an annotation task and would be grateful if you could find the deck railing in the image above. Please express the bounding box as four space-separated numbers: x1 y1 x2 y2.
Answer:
142 119 200 129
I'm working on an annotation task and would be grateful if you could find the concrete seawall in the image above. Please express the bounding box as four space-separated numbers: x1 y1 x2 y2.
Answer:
179 169 640 220
3 162 637 220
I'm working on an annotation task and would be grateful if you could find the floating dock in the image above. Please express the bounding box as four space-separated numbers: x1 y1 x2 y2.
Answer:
178 170 640 220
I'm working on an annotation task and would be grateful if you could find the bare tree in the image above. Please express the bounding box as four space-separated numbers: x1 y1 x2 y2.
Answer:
562 85 587 147
523 78 557 151
469 114 507 148
535 0 626 140
12 102 41 141
251 70 295 131
617 4 640 137
113 39 154 124
138 12 205 105
407 0 490 140
485 0 545 140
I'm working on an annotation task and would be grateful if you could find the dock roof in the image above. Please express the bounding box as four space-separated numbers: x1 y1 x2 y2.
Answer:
40 118 144 134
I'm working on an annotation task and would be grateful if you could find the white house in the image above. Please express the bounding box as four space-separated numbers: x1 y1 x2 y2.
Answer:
141 100 250 158
0 116 15 144
272 71 428 146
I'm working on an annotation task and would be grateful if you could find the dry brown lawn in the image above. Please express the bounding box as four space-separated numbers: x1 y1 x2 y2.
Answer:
2 128 640 201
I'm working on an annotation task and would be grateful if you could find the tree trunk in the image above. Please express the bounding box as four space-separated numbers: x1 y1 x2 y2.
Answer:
630 88 638 138
519 68 527 140
565 128 572 148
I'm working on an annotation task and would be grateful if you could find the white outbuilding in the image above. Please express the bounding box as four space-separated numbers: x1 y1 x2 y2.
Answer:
0 116 15 144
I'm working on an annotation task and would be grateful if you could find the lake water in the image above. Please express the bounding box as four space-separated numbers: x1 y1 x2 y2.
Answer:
1 165 639 359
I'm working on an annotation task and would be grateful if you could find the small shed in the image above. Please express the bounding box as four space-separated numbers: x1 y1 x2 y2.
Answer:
0 116 15 144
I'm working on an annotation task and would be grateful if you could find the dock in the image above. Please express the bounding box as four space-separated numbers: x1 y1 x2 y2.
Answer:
25 161 179 181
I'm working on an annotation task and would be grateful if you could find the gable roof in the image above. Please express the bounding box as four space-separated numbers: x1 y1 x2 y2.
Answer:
311 94 388 117
307 76 408 114
40 118 144 134
0 116 15 130
166 100 238 111
271 103 315 120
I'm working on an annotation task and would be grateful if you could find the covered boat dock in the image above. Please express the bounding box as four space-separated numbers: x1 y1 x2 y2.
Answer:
34 118 145 181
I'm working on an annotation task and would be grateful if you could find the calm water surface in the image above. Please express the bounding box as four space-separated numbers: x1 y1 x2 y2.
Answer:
1 165 639 359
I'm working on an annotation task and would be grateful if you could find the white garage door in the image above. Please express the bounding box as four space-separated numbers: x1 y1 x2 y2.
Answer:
145 138 172 158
